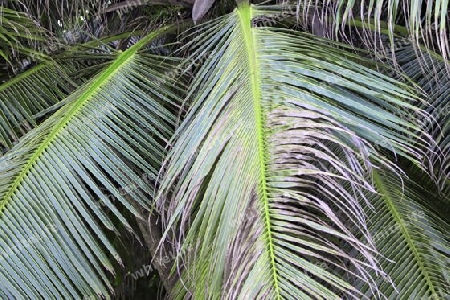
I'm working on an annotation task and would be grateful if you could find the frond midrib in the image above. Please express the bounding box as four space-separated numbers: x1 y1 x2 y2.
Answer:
0 63 50 92
373 170 438 296
237 3 281 298
0 26 169 214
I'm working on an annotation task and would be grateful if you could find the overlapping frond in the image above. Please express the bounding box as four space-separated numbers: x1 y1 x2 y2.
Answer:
0 6 45 63
5 0 98 31
0 63 80 150
387 38 450 193
354 169 450 298
0 27 182 298
156 3 432 299
0 33 141 152
283 1 450 61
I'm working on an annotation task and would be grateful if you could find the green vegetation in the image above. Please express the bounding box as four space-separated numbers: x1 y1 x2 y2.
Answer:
0 0 448 299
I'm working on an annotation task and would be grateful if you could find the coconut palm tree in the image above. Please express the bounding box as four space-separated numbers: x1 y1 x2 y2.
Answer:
0 0 448 299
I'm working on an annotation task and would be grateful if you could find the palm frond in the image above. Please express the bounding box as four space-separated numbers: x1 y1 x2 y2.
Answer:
282 1 449 61
0 6 46 64
156 3 432 299
0 32 144 152
0 62 79 150
5 0 97 32
354 169 450 298
386 38 450 193
0 26 181 298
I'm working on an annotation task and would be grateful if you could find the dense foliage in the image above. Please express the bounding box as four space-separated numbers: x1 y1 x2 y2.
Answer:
0 0 448 299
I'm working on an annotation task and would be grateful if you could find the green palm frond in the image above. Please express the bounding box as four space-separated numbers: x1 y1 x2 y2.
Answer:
156 3 432 299
0 63 80 150
386 38 450 193
0 32 143 151
0 26 181 298
0 7 46 64
287 1 449 60
355 169 450 298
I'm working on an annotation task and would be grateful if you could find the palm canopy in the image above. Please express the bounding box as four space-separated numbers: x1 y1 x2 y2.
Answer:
0 0 448 299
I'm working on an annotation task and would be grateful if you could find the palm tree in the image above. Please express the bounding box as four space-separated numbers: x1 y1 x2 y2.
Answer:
0 0 448 299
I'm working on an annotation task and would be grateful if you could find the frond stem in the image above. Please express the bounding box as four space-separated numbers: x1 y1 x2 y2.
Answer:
373 170 437 296
238 3 281 299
